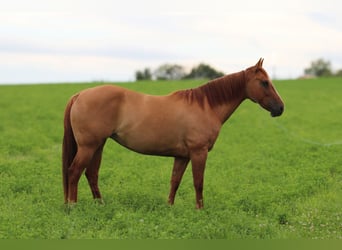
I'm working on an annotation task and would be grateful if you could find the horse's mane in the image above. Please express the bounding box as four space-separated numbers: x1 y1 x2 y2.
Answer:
174 70 246 108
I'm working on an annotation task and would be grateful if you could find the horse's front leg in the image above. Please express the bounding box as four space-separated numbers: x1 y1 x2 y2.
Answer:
190 149 208 209
168 157 190 205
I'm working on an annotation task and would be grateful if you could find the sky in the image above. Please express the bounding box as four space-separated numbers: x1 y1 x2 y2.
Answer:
0 0 341 84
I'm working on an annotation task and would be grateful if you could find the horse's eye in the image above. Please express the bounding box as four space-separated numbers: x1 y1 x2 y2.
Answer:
261 80 269 88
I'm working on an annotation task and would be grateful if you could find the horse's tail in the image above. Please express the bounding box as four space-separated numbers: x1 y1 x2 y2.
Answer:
62 94 79 203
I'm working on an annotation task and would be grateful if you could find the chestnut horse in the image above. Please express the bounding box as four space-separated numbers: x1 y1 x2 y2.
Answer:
62 58 284 209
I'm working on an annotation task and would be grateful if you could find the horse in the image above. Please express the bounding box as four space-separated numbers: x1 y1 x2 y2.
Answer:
62 58 284 209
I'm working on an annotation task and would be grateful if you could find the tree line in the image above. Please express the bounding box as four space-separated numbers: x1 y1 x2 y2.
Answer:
135 58 342 81
304 58 342 77
135 63 224 81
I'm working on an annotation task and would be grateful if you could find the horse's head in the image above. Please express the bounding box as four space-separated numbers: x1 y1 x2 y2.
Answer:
245 58 284 117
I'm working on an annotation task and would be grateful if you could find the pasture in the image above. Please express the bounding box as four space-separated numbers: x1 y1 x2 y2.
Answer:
0 78 341 239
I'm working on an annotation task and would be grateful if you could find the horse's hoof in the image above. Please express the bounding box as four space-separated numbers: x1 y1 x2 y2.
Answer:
196 200 204 209
64 202 77 214
94 198 105 205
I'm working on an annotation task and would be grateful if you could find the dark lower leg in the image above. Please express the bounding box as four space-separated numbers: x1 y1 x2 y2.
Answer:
67 164 84 203
67 147 95 203
168 157 189 205
85 144 104 200
190 149 207 209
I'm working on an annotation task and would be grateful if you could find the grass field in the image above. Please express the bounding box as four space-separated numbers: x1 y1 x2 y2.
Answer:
0 78 341 239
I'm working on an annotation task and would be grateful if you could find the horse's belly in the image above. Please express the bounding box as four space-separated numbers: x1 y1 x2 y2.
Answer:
111 130 188 157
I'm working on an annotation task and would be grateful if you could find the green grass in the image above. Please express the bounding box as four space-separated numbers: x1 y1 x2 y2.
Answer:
0 78 341 239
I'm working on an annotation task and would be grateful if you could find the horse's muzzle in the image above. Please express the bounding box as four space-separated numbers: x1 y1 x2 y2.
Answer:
271 105 284 117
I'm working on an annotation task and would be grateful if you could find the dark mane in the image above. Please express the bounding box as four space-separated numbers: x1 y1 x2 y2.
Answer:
174 70 246 108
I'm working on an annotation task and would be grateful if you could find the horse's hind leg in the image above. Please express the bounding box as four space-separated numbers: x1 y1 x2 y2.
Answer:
85 143 105 203
168 157 190 205
67 146 96 203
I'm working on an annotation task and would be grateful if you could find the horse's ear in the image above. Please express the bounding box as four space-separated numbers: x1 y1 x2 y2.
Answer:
255 58 264 71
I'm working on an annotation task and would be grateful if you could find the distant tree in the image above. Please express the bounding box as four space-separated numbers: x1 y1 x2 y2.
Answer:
335 69 342 77
154 64 186 80
135 68 152 81
184 63 224 80
135 70 144 81
304 58 332 77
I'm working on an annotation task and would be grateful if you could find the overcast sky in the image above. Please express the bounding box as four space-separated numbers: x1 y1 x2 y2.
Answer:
0 0 341 84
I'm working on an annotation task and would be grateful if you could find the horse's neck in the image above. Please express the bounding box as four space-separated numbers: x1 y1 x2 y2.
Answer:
203 71 247 123
211 95 246 124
